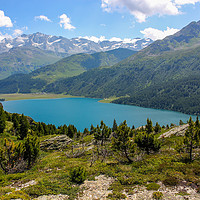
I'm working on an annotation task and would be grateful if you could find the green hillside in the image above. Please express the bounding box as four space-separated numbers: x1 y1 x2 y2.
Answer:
31 48 136 83
0 48 136 93
0 46 62 80
44 45 200 97
44 21 200 114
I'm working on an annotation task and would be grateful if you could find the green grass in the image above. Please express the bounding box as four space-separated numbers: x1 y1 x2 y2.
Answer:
0 93 84 101
98 96 129 103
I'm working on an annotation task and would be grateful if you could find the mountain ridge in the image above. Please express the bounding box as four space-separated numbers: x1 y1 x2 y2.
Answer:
0 32 153 55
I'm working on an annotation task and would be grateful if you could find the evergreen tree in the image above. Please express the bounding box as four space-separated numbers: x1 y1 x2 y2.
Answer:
68 124 77 138
23 133 40 168
135 132 161 155
184 117 199 162
154 122 161 134
90 124 95 135
112 119 118 132
12 113 19 130
18 114 29 140
60 124 68 135
179 120 184 125
94 121 111 146
195 116 200 129
83 128 90 135
0 106 6 133
146 118 153 134
112 120 136 163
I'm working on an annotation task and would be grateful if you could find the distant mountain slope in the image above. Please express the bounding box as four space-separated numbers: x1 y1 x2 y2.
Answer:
0 48 136 93
44 45 200 97
137 20 200 56
43 20 200 114
0 32 153 55
31 48 136 82
113 76 200 115
0 46 61 79
0 74 46 94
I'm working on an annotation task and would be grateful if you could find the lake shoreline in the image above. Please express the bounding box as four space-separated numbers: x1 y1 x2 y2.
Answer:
0 93 84 101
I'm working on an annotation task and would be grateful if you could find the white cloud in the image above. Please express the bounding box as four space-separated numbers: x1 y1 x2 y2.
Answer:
109 37 122 42
140 27 180 41
175 0 200 5
35 15 52 22
59 14 75 30
0 10 13 27
101 0 200 22
13 29 23 37
0 32 12 41
79 36 106 43
79 36 144 44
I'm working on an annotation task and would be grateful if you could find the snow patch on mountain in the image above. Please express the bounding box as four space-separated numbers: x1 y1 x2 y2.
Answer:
0 32 153 55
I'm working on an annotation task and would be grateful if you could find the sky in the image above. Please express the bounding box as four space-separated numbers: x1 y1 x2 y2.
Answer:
0 0 200 42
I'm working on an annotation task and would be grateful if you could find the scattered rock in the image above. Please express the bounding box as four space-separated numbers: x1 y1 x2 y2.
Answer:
34 194 68 200
123 182 200 200
76 175 115 200
40 135 73 150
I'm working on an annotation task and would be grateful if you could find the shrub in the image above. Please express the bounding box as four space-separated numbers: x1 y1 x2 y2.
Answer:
163 176 179 186
146 183 160 190
1 190 30 200
107 192 127 199
152 191 163 200
69 166 87 184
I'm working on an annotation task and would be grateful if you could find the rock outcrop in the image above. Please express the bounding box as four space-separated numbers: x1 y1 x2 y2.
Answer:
40 135 73 150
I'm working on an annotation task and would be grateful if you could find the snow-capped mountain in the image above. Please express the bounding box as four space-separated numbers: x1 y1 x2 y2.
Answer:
0 32 153 55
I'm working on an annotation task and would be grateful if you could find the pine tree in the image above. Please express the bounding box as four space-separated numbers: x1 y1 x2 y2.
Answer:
146 118 153 134
112 120 136 163
94 121 111 146
195 116 200 129
68 124 77 138
154 122 161 133
83 128 90 135
0 106 6 133
184 117 199 162
18 114 29 140
135 132 161 155
23 133 40 168
112 119 118 132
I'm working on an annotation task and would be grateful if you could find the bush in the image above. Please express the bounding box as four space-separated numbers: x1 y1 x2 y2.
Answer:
107 192 127 199
69 166 87 184
163 176 179 186
1 190 30 200
152 191 163 200
146 183 160 190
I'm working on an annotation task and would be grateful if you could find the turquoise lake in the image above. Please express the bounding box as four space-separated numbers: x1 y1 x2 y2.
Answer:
2 98 194 131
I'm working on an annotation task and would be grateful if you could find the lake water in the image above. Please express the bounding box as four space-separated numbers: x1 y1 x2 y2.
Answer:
2 98 194 131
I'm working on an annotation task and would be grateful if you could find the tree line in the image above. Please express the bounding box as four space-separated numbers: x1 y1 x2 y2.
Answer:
0 104 200 174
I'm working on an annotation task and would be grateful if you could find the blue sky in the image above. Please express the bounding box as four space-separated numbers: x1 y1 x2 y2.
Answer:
0 0 200 42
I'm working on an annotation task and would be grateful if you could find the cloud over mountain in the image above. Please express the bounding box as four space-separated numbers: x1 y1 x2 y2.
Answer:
141 27 180 40
59 14 75 30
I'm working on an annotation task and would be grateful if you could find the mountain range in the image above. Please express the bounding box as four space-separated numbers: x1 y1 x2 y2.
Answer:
1 20 200 114
0 32 152 55
0 32 152 79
